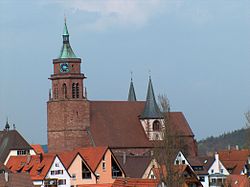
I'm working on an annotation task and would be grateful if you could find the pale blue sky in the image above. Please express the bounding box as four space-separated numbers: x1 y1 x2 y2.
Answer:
0 0 249 144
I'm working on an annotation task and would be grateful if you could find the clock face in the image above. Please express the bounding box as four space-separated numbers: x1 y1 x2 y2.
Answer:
60 63 70 73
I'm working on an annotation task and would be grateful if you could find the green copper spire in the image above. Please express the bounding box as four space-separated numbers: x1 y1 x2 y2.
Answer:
128 77 137 101
140 76 163 119
59 18 77 58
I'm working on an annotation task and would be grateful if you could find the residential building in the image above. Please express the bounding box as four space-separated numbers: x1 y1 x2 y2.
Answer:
58 147 125 186
0 127 36 165
6 154 70 187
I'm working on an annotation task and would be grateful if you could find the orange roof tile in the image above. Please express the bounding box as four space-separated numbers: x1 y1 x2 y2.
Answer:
113 178 158 187
76 146 108 172
31 144 44 154
78 184 113 187
6 154 56 181
225 175 250 187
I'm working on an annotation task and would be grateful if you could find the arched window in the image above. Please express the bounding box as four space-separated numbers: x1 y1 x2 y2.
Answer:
54 85 58 99
76 83 79 98
72 83 76 98
153 120 160 131
62 83 67 98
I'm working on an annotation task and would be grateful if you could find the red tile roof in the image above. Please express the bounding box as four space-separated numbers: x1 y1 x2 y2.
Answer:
218 149 250 174
31 144 44 155
225 175 250 187
58 146 108 172
90 101 194 148
6 154 56 181
113 178 158 187
78 184 113 187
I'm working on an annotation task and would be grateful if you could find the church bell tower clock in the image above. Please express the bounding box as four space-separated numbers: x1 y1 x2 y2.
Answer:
47 19 91 152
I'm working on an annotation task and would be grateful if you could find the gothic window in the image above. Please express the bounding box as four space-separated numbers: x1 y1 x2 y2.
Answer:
62 83 67 98
153 120 161 131
72 83 76 98
54 85 58 99
82 162 91 179
76 83 79 98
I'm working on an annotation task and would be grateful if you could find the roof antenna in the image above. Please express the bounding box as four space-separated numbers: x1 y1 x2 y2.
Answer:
13 124 16 130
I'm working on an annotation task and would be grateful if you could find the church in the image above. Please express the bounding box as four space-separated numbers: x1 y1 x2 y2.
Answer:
47 20 197 157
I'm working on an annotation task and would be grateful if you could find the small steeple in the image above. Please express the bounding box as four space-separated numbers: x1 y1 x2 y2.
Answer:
140 76 163 119
5 118 10 131
128 74 137 101
59 17 77 59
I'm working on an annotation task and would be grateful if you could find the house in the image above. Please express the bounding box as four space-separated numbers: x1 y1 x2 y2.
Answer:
47 19 198 158
174 151 209 187
6 154 71 187
218 149 250 175
58 147 125 186
149 164 202 187
0 127 36 165
204 153 229 187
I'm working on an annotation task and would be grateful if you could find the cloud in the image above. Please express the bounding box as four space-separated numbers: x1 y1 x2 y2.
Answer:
61 0 165 30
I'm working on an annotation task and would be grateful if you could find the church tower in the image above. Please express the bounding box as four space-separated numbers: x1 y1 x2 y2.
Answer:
47 19 91 152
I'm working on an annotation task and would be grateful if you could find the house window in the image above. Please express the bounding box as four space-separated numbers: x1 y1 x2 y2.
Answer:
17 150 29 155
82 162 91 179
175 160 179 165
211 169 214 173
102 162 106 171
220 169 223 173
199 176 205 182
51 170 63 175
58 179 66 185
153 120 160 131
55 163 59 167
71 173 76 180
182 160 185 164
112 157 122 178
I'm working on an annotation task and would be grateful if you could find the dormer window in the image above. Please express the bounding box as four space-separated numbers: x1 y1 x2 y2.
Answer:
153 120 160 131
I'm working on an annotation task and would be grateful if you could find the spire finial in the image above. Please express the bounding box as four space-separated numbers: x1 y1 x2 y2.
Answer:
64 14 66 24
5 117 10 131
148 70 151 79
130 71 133 82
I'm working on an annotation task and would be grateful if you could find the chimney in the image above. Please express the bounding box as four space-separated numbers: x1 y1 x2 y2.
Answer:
4 172 8 182
123 152 126 165
236 145 239 150
26 155 31 164
228 144 231 150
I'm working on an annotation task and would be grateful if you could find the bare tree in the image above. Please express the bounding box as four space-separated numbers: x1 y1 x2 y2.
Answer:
244 111 250 148
153 94 184 187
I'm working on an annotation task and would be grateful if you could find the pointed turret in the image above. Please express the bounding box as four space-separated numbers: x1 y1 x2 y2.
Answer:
140 77 163 119
128 78 137 101
5 118 10 131
59 18 77 58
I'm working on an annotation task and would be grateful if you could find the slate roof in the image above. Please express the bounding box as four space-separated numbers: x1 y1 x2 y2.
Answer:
89 101 194 148
140 77 163 119
127 79 137 101
0 172 34 187
115 155 152 178
0 130 32 163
